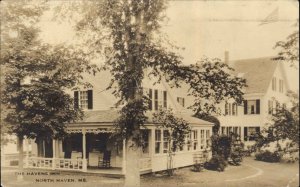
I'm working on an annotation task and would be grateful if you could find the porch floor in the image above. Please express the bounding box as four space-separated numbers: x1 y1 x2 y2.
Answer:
87 167 122 175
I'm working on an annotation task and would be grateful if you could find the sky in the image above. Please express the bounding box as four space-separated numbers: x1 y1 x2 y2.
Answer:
40 0 298 62
39 0 299 89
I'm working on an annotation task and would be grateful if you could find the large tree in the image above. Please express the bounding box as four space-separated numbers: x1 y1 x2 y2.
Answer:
1 1 97 172
255 91 299 151
54 1 246 186
274 21 299 68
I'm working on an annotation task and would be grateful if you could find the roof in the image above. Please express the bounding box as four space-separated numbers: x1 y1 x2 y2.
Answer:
232 57 278 94
74 110 213 126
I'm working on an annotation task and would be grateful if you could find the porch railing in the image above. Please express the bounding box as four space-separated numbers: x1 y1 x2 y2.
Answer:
139 157 151 171
26 157 85 172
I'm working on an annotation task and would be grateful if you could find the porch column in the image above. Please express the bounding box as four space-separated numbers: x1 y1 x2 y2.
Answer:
122 139 126 174
52 139 56 170
82 128 87 172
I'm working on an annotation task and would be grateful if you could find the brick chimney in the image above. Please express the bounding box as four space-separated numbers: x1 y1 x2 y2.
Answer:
224 51 229 65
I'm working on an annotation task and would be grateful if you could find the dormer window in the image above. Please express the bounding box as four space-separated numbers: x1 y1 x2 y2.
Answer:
74 90 93 110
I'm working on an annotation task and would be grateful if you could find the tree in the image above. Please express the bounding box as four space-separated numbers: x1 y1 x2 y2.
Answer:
255 91 299 152
274 21 299 68
195 114 220 135
54 1 246 186
1 1 96 173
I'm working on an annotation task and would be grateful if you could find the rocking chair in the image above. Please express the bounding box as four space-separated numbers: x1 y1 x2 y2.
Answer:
98 151 111 168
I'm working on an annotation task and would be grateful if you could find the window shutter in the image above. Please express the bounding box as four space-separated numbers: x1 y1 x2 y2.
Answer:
244 100 248 114
74 91 79 109
244 127 248 141
149 89 153 110
163 91 167 108
87 90 93 109
256 99 260 114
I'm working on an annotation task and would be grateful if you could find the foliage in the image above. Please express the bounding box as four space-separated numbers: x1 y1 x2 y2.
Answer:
195 114 220 134
230 137 244 165
54 0 246 185
255 150 282 163
1 1 97 140
153 108 191 150
211 133 244 166
273 21 299 68
204 155 227 172
211 134 232 160
254 91 299 151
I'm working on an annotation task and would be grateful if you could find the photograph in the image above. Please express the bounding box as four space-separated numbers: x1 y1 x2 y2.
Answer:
1 0 299 187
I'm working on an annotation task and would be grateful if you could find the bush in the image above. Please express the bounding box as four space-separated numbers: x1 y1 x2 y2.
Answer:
204 155 228 172
255 150 282 162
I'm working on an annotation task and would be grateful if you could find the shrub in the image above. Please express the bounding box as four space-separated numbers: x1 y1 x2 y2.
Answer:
204 155 228 172
255 150 282 162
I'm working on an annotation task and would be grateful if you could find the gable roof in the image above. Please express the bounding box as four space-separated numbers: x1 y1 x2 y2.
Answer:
73 110 213 126
232 57 278 94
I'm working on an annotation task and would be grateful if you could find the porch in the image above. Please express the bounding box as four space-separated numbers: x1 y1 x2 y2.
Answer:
23 126 152 175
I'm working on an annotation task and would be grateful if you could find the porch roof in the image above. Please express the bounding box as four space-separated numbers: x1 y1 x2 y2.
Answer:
70 110 213 126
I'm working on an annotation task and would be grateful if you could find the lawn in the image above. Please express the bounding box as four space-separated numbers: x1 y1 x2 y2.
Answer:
1 157 299 187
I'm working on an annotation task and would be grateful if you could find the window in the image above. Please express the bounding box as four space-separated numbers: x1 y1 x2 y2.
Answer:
74 90 93 110
244 100 260 115
225 103 229 115
205 130 210 149
154 90 158 110
186 132 192 151
244 127 260 141
142 130 149 154
232 103 237 115
163 91 167 108
155 130 161 154
272 77 277 91
80 91 88 109
200 130 205 149
279 79 284 93
225 102 238 116
193 130 198 150
268 100 274 114
177 97 185 107
163 130 170 153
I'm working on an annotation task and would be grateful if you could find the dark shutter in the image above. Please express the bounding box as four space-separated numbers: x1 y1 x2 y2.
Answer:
88 90 93 109
149 89 153 110
244 127 248 141
244 100 248 115
163 91 167 108
256 99 260 114
74 91 79 109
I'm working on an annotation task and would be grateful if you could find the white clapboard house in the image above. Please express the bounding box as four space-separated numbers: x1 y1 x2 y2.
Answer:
3 70 213 176
217 56 291 146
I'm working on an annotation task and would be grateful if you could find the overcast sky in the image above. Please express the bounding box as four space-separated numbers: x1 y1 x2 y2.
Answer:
39 0 299 89
40 0 298 62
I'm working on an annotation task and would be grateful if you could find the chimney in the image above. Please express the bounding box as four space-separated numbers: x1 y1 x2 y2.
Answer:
224 51 229 65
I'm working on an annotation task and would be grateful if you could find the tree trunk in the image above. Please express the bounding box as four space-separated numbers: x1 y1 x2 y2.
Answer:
124 137 141 187
17 135 24 181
